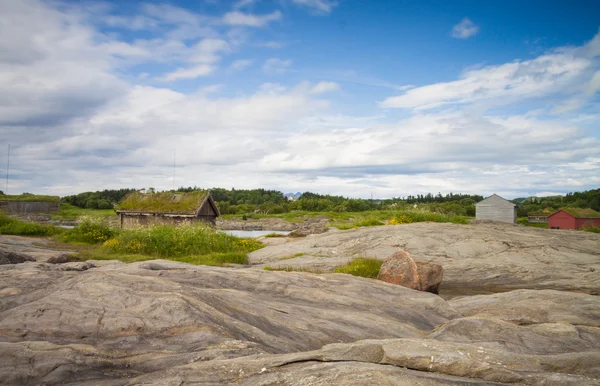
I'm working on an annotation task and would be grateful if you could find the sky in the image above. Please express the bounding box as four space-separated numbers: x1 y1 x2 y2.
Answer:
1 0 599 199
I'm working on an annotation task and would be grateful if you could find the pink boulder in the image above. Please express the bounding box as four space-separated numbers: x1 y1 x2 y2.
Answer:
377 251 443 294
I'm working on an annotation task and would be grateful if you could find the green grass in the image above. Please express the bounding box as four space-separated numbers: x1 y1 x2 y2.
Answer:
224 209 471 230
84 249 249 266
103 223 263 259
264 232 287 238
0 213 261 267
0 194 60 202
517 218 548 229
119 191 208 214
0 213 63 236
56 222 262 266
332 218 385 230
51 203 117 221
582 225 600 233
263 258 383 279
263 265 324 273
60 216 118 244
333 258 383 278
279 253 305 260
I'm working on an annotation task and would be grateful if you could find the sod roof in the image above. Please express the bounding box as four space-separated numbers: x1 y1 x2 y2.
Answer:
118 191 209 214
0 194 60 202
560 208 600 218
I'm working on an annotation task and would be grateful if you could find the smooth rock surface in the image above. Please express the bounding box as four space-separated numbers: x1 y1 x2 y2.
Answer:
1 222 600 385
249 222 600 296
1 252 600 385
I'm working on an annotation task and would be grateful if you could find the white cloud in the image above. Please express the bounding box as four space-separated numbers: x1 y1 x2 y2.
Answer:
380 41 595 110
222 10 282 27
451 18 479 39
291 0 337 14
263 58 292 74
158 64 216 81
189 38 230 63
0 0 598 199
229 59 253 71
310 81 340 94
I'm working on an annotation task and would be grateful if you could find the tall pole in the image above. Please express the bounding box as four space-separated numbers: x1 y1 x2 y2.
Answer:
5 144 9 194
173 149 176 191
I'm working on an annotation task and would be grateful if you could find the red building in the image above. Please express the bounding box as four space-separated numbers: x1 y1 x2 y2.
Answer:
548 208 600 230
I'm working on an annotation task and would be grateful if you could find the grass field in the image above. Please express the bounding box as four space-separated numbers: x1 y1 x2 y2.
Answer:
0 213 62 236
224 209 471 229
51 203 117 221
1 213 263 267
517 218 548 228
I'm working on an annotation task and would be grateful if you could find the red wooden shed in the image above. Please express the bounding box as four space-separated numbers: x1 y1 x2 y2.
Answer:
548 208 600 230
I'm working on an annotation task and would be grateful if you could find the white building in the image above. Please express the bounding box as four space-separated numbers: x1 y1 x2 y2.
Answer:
475 194 516 223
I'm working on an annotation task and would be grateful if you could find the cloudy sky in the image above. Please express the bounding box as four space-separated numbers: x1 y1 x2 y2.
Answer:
1 0 599 199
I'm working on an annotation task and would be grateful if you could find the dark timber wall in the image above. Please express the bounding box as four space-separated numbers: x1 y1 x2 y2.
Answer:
0 201 60 214
120 213 216 229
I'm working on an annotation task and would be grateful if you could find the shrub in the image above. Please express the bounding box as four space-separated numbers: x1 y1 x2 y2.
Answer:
333 258 383 278
0 214 62 236
62 216 117 244
390 215 413 225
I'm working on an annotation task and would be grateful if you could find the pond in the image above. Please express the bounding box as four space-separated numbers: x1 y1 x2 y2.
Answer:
221 230 290 238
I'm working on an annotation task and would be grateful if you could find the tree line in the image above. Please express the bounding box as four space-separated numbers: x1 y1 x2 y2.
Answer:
58 187 600 216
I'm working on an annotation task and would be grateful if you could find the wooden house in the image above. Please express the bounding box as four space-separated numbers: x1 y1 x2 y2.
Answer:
548 208 600 230
0 194 60 215
475 194 516 223
116 191 220 229
527 214 549 223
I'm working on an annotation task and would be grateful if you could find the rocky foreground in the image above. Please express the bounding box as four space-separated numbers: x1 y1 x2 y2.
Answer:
1 223 600 385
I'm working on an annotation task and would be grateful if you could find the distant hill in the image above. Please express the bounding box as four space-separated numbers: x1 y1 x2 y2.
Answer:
284 192 302 200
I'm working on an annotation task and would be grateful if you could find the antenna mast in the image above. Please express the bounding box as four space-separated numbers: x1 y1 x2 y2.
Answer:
5 144 9 194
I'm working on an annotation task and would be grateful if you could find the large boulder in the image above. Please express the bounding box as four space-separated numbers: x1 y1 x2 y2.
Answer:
378 251 443 294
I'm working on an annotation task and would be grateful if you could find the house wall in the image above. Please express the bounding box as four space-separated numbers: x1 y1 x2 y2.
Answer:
198 203 217 216
528 216 548 223
475 196 516 223
548 211 576 229
574 218 600 229
120 213 216 229
0 201 60 214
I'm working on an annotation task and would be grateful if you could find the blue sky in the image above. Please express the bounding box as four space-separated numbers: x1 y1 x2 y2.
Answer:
0 0 599 198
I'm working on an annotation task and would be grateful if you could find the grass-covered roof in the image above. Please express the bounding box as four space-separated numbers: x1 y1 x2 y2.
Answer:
118 191 209 214
561 208 600 218
0 194 60 202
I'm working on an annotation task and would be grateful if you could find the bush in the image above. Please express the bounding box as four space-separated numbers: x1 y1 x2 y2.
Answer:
581 225 600 233
390 215 413 225
102 223 263 258
0 214 62 236
333 258 383 278
62 216 117 244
